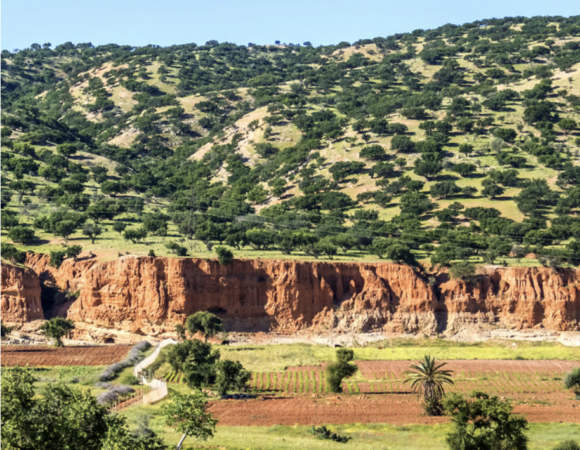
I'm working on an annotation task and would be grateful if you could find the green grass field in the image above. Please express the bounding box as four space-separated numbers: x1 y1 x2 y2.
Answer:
152 339 580 373
121 400 580 450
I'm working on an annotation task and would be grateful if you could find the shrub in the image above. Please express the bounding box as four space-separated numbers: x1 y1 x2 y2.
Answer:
215 246 234 265
449 261 476 281
326 349 358 393
97 341 151 381
96 385 135 405
121 374 140 385
564 368 580 399
309 425 351 443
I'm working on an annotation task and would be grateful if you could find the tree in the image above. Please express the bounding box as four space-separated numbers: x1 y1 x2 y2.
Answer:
8 180 35 201
215 246 234 265
414 159 442 180
123 227 148 243
444 391 528 450
452 162 477 177
8 226 36 244
39 318 75 347
1 321 14 339
565 368 580 399
1 209 19 230
430 181 462 199
82 222 104 243
391 135 416 153
215 359 251 395
113 222 128 235
167 338 220 389
558 118 577 135
186 311 224 343
50 250 67 268
458 143 474 155
1 243 26 264
482 181 505 199
2 368 166 450
163 391 217 450
100 180 128 197
359 145 387 161
404 356 454 415
54 220 79 244
326 349 358 393
174 324 186 340
449 261 476 281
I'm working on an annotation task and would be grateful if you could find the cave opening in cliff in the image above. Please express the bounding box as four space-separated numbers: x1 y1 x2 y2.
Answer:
207 306 227 315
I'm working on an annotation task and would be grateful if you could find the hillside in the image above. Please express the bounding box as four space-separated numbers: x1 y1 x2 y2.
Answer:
2 15 580 271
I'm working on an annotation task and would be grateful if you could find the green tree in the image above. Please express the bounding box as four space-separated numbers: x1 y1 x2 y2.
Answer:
39 318 75 347
326 349 358 393
1 243 26 264
564 368 580 399
558 118 577 135
414 159 443 180
8 226 36 244
444 391 528 450
215 359 251 395
123 227 148 243
54 220 79 244
174 324 186 340
215 246 234 265
113 222 128 235
82 222 104 244
186 311 224 343
404 356 454 415
49 250 67 268
163 391 217 450
1 321 14 340
2 368 166 450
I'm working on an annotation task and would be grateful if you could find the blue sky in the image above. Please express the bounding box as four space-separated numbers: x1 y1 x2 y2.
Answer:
2 0 579 51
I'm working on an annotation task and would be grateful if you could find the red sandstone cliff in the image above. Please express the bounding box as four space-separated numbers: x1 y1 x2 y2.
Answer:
0 261 44 323
2 254 580 337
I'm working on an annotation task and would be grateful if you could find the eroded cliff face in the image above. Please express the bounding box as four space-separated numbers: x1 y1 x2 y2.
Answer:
0 262 44 323
3 254 580 337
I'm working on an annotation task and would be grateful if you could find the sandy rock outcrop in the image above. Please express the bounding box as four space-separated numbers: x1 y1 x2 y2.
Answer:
1 262 44 323
3 254 580 338
438 267 580 332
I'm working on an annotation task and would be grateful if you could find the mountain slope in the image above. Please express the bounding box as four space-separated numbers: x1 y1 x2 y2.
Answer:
2 15 580 270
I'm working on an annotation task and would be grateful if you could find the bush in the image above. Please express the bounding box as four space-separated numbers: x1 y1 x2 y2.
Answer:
449 261 476 281
121 374 140 385
98 341 151 381
309 425 351 443
326 349 358 393
215 246 234 265
96 385 135 405
564 368 580 398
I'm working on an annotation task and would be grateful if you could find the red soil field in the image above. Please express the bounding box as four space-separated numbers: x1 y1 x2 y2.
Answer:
1 345 131 366
209 392 580 426
208 360 580 426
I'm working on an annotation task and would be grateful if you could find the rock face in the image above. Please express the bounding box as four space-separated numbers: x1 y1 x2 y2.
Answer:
2 254 580 337
0 262 44 323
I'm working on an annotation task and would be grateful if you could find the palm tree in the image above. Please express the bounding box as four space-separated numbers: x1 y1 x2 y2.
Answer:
404 355 454 400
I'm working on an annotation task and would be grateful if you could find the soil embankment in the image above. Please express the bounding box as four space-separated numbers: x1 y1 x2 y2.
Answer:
2 254 579 340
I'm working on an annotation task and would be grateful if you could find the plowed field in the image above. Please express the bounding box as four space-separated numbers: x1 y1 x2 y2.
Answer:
205 360 580 426
1 345 131 366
